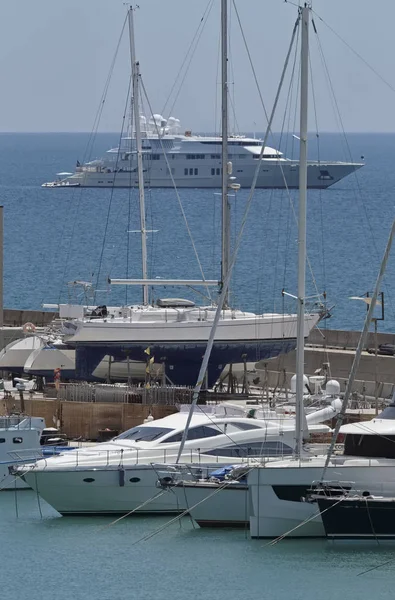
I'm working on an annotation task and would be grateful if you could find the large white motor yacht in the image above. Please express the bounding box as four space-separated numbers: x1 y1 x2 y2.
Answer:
17 402 338 515
42 116 363 190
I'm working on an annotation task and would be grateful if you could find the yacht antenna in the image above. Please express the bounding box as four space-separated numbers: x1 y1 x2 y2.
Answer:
128 6 148 305
221 0 231 307
294 4 309 459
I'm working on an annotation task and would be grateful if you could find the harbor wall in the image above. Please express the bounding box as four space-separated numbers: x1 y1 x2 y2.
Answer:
0 398 176 440
255 347 395 400
3 309 57 327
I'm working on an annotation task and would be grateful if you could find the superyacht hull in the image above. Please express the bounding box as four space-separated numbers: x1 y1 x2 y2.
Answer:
58 161 362 190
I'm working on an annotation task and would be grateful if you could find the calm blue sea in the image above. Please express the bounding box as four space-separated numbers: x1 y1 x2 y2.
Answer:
2 490 394 600
1 132 395 332
1 133 395 597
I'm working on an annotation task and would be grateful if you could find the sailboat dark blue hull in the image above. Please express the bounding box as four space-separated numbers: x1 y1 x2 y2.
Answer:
74 338 297 387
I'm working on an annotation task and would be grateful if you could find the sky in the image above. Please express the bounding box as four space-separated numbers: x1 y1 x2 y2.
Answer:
1 0 395 133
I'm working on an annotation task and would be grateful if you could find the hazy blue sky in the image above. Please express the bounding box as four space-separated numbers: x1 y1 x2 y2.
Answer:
1 0 394 133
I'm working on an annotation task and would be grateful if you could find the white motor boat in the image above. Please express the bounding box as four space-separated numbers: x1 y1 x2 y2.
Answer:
248 404 395 538
0 416 46 489
17 402 339 515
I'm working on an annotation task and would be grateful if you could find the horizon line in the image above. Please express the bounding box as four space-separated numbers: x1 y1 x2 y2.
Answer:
0 130 392 135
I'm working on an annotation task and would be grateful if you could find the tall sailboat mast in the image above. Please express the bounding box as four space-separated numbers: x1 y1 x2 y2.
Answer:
221 0 231 307
295 4 309 458
128 6 149 305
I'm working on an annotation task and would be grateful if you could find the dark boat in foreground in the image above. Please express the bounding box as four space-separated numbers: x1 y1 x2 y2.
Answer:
311 487 395 539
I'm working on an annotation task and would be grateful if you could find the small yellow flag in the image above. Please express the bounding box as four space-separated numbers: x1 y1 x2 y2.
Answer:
149 356 155 364
144 347 151 356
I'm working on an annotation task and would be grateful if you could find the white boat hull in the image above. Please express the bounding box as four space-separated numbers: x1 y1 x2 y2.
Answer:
172 481 249 527
54 161 363 190
70 312 320 386
248 459 395 538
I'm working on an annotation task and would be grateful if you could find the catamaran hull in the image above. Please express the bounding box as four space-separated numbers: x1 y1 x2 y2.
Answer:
57 161 362 190
248 463 395 538
74 337 298 386
170 482 250 527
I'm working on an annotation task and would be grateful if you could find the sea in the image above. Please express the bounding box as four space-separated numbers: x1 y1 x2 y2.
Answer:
1 131 395 331
1 132 395 599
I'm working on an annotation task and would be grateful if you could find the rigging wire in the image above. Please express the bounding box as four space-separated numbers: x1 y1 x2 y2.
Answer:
140 77 212 301
161 0 214 117
83 14 128 164
56 15 128 305
312 9 395 97
214 32 221 136
312 19 395 324
232 0 269 126
232 4 324 308
163 0 215 122
94 75 133 300
228 2 237 134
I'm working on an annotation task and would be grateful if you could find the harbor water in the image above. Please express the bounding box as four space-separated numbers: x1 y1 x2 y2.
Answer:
1 132 395 331
1 132 395 598
2 490 394 600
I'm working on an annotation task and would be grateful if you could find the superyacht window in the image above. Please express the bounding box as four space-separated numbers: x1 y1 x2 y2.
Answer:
377 404 395 419
229 422 262 431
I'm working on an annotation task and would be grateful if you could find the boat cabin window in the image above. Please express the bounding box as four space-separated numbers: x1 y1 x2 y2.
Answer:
229 422 262 431
13 437 23 444
115 426 173 442
377 404 395 419
344 433 395 459
0 438 5 443
205 441 294 457
162 425 223 444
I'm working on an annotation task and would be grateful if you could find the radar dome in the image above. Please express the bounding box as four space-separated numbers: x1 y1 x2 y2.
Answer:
290 374 309 393
325 379 340 397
